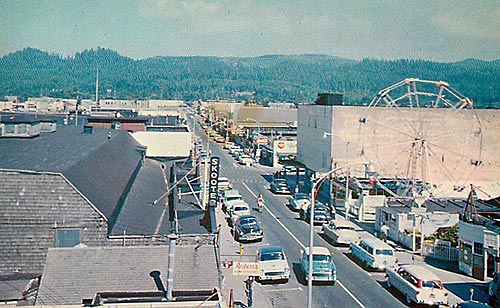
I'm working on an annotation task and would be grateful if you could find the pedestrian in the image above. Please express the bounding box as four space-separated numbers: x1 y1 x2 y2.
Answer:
244 276 254 308
381 224 389 242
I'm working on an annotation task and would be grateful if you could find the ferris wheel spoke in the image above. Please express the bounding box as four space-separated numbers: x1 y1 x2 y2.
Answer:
424 144 460 185
426 140 475 161
361 139 416 151
361 115 415 139
424 129 478 142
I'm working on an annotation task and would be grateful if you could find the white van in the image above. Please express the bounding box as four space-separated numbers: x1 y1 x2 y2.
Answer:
350 237 397 270
386 265 448 306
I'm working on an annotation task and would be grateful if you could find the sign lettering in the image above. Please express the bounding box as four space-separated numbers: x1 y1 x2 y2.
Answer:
232 262 260 276
208 157 220 208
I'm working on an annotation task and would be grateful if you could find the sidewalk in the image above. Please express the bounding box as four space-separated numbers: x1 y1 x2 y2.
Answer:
216 206 272 308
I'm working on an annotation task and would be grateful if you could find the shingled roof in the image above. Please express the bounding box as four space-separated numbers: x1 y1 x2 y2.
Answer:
0 125 145 228
36 243 219 306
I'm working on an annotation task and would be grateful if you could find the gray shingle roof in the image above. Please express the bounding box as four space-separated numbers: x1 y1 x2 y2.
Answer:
111 159 169 235
36 243 219 306
0 125 144 226
36 246 169 306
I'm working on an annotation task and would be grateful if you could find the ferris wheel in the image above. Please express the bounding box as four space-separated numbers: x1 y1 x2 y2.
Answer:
357 78 483 198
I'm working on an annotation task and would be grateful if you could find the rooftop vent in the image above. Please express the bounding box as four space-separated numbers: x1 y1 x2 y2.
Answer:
315 93 343 106
82 125 93 134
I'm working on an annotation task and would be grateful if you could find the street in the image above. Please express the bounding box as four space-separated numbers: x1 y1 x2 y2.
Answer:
198 125 406 308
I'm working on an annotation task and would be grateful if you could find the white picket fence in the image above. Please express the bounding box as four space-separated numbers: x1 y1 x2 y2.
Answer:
421 242 459 262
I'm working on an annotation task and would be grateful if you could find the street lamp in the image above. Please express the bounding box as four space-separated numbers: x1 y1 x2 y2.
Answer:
307 161 370 308
245 118 261 161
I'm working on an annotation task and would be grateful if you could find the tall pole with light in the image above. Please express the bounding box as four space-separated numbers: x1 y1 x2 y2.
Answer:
307 161 369 308
246 118 261 161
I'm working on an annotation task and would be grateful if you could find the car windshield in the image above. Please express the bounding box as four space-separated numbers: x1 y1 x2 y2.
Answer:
421 280 441 288
227 196 242 202
234 206 248 212
295 193 309 200
240 218 258 226
261 252 284 261
375 249 394 256
313 254 331 262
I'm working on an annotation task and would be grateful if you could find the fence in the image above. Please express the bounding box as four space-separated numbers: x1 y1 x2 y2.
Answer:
422 242 459 262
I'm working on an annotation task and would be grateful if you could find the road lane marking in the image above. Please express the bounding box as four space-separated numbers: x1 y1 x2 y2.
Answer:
337 281 366 308
241 182 366 308
242 182 305 249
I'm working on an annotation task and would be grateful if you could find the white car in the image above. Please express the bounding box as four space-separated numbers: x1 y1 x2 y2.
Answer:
256 246 290 282
386 265 448 306
228 145 242 156
228 201 251 226
222 191 244 213
238 154 255 166
322 218 365 246
287 193 311 211
218 177 232 191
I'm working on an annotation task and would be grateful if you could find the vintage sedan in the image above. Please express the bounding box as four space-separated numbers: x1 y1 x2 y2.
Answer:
234 215 263 242
299 203 331 225
287 193 311 211
300 246 336 283
322 218 364 246
270 178 291 194
256 246 290 283
228 201 251 226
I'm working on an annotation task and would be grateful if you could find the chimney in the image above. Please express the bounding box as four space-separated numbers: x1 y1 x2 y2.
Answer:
165 234 178 300
82 125 93 134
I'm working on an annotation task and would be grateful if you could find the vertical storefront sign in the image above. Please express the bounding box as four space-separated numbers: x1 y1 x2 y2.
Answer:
208 156 220 208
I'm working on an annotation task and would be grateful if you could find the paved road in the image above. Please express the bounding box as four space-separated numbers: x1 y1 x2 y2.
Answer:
196 126 406 308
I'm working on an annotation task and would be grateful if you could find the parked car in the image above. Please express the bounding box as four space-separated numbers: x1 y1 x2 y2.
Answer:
283 165 306 175
228 145 242 156
270 178 291 194
198 150 208 164
256 246 290 283
322 218 365 246
215 135 226 143
234 215 263 242
229 202 251 226
299 203 331 225
287 193 311 211
238 154 256 166
221 189 243 213
386 265 448 306
299 246 336 283
223 141 235 149
218 177 232 191
350 238 397 270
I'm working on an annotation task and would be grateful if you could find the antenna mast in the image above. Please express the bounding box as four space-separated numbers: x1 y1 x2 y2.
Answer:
95 64 99 107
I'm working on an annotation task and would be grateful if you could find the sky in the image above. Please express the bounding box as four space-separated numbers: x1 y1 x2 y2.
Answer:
0 0 499 62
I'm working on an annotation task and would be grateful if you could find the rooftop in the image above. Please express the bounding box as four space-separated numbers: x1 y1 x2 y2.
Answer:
36 242 219 306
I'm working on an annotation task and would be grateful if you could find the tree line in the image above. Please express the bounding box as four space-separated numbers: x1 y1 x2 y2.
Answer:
0 47 498 108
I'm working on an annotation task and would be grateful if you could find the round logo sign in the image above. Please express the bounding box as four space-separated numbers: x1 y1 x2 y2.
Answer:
277 141 285 149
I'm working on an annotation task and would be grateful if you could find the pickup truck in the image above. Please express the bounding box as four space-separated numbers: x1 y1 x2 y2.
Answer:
322 218 365 246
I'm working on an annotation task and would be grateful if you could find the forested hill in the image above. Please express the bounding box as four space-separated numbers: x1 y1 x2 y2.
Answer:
1 47 499 107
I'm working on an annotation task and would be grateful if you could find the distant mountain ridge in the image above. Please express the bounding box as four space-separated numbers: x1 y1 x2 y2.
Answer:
0 47 498 107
